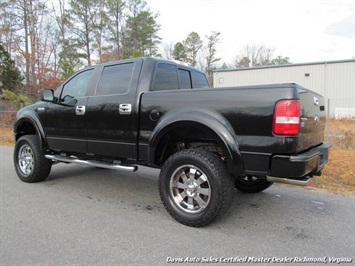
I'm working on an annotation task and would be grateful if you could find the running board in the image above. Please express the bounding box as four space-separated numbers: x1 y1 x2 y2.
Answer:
266 176 311 186
45 154 138 172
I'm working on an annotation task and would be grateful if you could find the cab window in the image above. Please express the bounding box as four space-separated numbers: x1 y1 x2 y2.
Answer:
191 71 209 88
178 69 192 89
152 63 179 91
96 63 134 95
60 69 93 102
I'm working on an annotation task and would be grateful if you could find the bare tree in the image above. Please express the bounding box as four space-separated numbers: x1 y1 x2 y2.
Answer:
0 1 18 55
106 0 126 60
234 44 274 67
8 0 35 86
205 31 221 81
162 41 174 60
53 0 82 71
68 0 98 66
4 0 54 90
93 0 108 63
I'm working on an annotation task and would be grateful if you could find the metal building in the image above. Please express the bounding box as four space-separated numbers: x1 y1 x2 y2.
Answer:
213 59 355 118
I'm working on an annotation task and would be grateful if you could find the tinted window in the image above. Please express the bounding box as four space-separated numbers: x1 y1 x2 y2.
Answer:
178 69 191 89
96 63 134 95
191 71 209 88
61 69 93 102
152 63 179 91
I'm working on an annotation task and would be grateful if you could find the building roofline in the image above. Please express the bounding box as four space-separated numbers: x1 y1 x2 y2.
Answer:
213 58 355 73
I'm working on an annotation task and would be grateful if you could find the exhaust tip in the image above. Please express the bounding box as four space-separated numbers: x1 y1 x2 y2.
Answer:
266 176 311 186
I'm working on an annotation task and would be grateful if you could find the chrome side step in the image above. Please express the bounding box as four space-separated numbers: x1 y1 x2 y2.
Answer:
45 154 138 172
266 176 311 186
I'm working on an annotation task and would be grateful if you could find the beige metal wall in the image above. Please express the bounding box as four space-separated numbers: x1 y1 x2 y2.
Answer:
213 60 355 117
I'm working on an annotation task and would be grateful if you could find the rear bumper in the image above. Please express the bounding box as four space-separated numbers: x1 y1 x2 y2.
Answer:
270 143 331 179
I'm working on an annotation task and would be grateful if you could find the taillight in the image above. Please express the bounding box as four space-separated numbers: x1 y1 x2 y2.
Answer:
273 100 300 135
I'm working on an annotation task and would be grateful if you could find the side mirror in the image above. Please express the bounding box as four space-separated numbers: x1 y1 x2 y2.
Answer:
41 89 55 102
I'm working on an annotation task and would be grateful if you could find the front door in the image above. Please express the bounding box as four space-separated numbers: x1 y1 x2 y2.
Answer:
45 68 95 154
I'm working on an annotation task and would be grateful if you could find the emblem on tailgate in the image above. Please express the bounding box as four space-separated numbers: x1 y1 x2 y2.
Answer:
313 96 319 106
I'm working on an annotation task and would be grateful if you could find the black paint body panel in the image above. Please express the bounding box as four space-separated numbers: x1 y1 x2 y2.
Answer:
14 58 330 179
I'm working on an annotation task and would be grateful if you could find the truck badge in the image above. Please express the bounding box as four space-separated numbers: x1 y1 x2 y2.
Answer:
313 96 319 106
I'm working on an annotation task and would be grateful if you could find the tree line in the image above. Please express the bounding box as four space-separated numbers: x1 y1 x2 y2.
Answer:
0 0 291 100
0 0 161 97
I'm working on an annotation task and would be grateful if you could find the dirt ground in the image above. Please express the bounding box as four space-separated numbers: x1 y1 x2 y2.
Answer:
1 120 354 196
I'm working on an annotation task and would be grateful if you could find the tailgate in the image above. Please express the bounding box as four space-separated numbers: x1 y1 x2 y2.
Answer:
297 88 326 151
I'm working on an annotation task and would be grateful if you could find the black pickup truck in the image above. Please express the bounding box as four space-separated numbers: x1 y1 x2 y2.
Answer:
13 57 330 227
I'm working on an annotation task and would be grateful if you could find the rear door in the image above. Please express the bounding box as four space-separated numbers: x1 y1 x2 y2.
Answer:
85 59 142 160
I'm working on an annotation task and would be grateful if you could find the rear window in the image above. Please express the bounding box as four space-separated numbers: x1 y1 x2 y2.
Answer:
96 63 134 95
152 63 179 91
152 63 209 91
178 69 192 89
192 71 209 88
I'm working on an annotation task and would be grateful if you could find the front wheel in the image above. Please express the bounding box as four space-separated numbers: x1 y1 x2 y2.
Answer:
159 149 234 227
14 135 52 183
234 175 273 193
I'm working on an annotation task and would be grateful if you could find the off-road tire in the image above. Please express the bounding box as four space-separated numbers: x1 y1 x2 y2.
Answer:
14 135 52 183
159 149 234 227
234 175 273 193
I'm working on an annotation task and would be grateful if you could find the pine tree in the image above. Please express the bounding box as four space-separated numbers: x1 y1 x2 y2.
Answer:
0 44 23 93
124 0 160 57
172 42 187 62
183 32 203 67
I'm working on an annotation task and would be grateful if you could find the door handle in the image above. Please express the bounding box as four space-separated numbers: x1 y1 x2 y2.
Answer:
75 105 86 115
119 104 132 115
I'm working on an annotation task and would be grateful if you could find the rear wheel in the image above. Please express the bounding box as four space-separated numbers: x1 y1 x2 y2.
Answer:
14 135 52 183
234 175 273 193
159 149 234 227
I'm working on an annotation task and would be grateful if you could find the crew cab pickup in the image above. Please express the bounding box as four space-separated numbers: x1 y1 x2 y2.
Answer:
13 58 331 227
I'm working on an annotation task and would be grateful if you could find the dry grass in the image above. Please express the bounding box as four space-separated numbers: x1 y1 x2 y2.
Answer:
307 118 355 196
326 118 355 149
0 119 354 196
309 148 355 196
0 127 14 146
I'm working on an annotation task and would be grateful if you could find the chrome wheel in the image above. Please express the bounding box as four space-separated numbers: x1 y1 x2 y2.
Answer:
169 165 211 214
14 135 52 183
159 149 234 227
18 144 34 175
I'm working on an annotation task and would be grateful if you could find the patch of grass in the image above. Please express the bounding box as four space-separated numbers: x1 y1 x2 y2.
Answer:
309 148 355 196
0 127 14 146
326 118 355 149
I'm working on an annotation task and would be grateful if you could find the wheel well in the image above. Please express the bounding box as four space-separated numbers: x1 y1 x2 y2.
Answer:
154 126 228 166
15 121 37 141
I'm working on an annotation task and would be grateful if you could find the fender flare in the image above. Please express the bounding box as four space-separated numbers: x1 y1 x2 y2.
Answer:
14 111 48 150
148 107 244 174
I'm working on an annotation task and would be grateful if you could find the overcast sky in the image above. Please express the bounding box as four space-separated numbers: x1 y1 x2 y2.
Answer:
147 0 355 65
